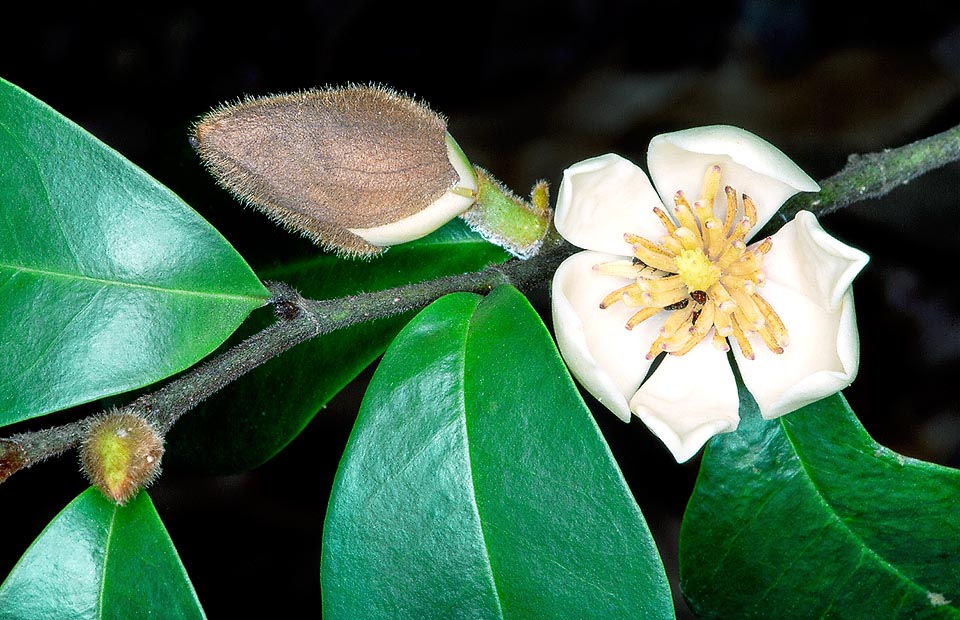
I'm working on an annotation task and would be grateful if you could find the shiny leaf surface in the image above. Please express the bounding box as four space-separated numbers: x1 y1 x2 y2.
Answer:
0 488 205 619
321 286 675 619
680 393 960 619
0 78 268 426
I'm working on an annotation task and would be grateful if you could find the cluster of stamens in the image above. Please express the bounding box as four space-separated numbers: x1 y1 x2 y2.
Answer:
594 164 789 360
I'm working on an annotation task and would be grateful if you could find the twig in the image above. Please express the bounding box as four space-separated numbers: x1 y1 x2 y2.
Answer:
758 122 960 237
2 123 959 483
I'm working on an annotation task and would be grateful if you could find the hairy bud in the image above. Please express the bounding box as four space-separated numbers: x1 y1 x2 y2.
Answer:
0 439 26 484
80 412 164 505
191 85 478 256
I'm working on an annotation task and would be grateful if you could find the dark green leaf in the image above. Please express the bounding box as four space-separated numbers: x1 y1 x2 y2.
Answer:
0 77 268 427
321 286 675 619
680 393 960 619
0 488 205 620
166 220 507 473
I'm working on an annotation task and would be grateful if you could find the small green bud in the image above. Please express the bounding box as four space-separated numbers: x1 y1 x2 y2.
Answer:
80 412 164 505
191 85 478 256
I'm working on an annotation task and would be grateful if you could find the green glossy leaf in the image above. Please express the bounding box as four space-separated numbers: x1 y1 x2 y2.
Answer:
166 220 507 473
0 77 268 427
321 285 675 619
680 393 960 619
0 488 205 619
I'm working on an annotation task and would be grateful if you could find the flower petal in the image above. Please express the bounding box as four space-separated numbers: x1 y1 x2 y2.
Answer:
551 250 662 422
647 125 820 235
628 342 740 462
761 210 870 311
554 154 665 254
734 281 861 419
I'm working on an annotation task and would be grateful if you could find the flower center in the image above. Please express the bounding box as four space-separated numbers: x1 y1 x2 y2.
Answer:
594 164 788 360
675 248 721 292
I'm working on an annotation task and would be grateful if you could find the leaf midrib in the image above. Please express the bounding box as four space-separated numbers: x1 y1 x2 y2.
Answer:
779 421 957 614
0 262 265 303
460 300 506 620
96 502 119 620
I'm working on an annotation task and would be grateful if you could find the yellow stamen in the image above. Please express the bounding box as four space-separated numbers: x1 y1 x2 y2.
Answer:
660 307 695 338
636 274 684 293
700 165 722 208
625 307 661 330
599 284 635 309
757 323 784 355
753 294 789 347
717 240 747 269
653 206 678 235
645 338 666 360
730 287 766 330
595 260 645 279
661 329 696 353
707 282 737 314
730 314 755 360
751 237 773 255
689 299 716 339
659 235 685 255
723 185 738 235
638 286 689 309
742 194 758 228
725 251 763 276
594 164 787 361
713 305 733 337
672 196 703 246
729 217 754 244
703 218 726 260
711 330 730 352
670 335 703 356
673 227 702 251
625 234 678 272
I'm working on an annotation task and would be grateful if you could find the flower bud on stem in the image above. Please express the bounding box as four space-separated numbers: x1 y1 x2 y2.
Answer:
80 411 164 505
191 85 479 257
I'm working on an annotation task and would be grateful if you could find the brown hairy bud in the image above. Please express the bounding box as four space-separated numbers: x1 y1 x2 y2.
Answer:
0 439 26 484
80 411 164 505
191 85 478 256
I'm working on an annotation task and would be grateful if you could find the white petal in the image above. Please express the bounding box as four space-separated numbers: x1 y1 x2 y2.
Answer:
735 281 861 419
551 250 662 422
350 133 477 246
554 154 666 254
628 342 740 462
647 125 820 235
762 211 870 311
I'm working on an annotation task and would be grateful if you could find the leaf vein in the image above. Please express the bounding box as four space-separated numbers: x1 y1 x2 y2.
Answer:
780 420 945 611
0 263 264 302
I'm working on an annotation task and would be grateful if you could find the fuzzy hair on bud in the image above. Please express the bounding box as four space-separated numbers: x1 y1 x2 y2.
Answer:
80 411 164 505
0 439 26 484
191 85 477 256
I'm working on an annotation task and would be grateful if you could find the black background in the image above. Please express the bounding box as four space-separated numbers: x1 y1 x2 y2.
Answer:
1 1 958 617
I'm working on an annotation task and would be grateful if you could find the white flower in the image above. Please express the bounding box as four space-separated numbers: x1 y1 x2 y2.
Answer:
551 126 870 462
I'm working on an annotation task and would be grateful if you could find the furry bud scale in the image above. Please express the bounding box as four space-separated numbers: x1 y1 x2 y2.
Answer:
191 85 478 256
